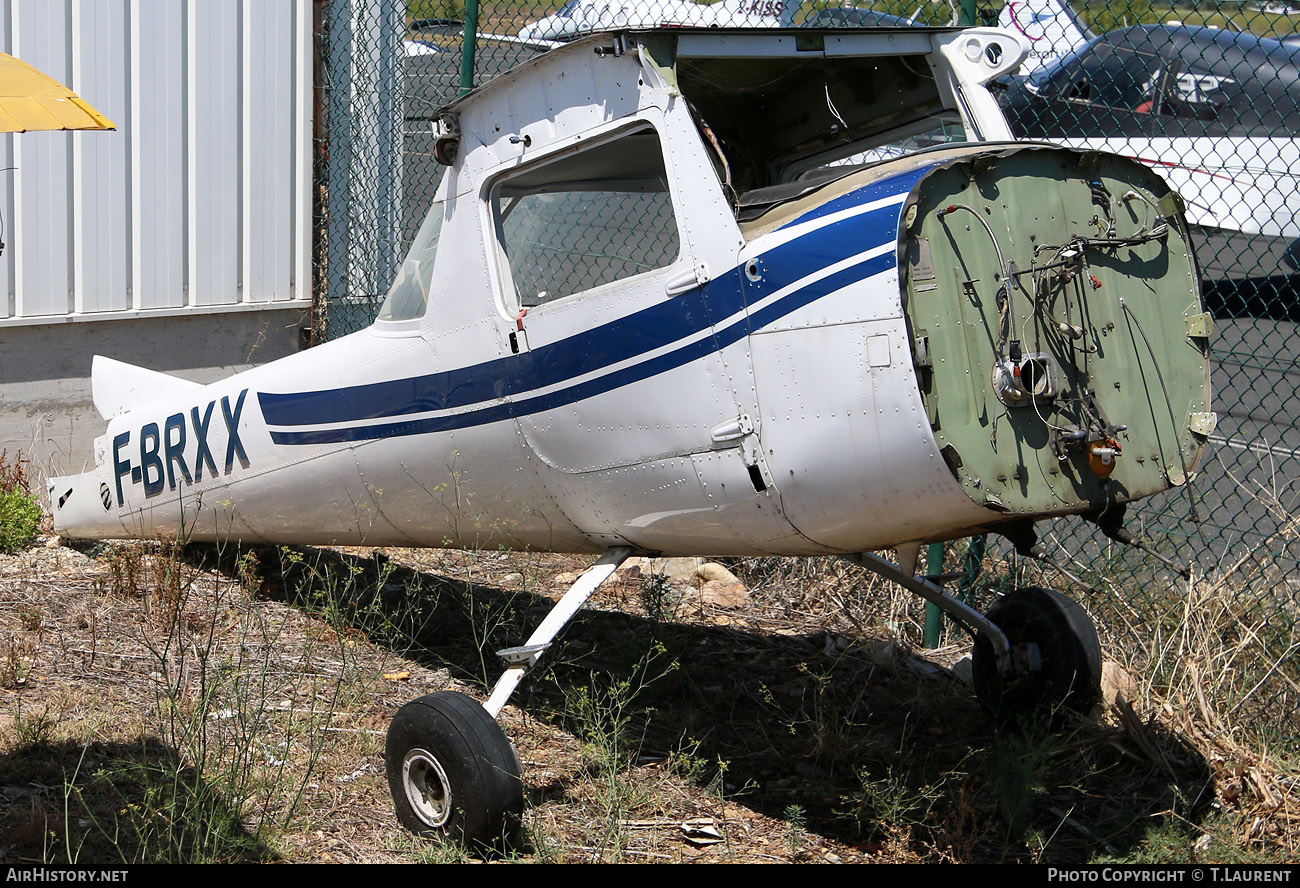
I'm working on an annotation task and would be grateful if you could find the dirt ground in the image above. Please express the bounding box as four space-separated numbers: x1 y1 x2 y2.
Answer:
0 535 1294 863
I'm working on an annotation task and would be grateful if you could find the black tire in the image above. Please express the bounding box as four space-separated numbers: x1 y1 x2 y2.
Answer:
971 587 1102 721
385 691 523 850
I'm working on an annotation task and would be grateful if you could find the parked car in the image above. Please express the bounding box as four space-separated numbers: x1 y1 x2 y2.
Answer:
1000 25 1300 314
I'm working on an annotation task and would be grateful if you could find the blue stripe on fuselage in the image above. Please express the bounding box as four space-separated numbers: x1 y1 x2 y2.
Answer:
259 167 927 440
269 249 896 446
262 265 740 427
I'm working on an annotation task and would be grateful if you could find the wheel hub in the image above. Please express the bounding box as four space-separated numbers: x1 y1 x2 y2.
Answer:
1010 641 1044 677
402 747 452 828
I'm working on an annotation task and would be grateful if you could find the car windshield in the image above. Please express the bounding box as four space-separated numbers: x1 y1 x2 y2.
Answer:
1026 28 1300 133
1026 40 1093 93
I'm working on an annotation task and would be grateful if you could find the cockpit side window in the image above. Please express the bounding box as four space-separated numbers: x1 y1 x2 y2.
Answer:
490 126 680 309
1156 66 1234 123
376 197 445 323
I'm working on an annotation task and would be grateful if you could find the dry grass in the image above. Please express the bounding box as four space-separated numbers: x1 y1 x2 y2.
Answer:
0 528 1296 863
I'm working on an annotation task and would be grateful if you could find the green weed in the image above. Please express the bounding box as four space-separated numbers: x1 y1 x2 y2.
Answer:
784 803 807 857
18 602 43 631
638 572 677 623
987 720 1055 837
12 702 58 748
1 635 33 688
0 450 40 552
844 766 943 842
557 642 679 857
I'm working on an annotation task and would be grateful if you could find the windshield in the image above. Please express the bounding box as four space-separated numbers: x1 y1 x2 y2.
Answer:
377 199 445 322
1026 40 1094 93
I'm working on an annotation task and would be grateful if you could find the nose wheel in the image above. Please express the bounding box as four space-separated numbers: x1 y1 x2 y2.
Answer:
385 691 523 850
971 586 1102 721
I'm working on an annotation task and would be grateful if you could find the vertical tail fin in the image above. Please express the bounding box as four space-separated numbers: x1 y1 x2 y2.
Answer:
998 0 1091 74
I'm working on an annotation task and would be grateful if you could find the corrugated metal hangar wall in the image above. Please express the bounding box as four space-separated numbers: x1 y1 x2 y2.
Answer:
0 0 314 476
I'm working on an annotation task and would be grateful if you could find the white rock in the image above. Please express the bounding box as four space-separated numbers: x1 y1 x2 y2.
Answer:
698 579 749 608
645 556 705 582
1101 659 1139 711
950 655 973 685
693 561 743 587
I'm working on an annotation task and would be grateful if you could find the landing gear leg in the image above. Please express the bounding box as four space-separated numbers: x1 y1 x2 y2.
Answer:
843 549 1102 721
384 547 633 848
841 549 1015 671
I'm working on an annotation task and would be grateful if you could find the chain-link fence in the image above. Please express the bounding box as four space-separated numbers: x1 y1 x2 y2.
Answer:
315 0 1300 747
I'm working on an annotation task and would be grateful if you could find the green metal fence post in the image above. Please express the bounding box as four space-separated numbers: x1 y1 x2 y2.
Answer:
922 542 945 648
959 534 986 602
460 0 480 96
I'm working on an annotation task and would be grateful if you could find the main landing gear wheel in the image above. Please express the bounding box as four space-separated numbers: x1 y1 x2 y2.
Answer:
385 690 523 850
971 587 1102 722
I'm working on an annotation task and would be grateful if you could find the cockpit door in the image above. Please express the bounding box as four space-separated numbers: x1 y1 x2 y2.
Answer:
484 110 796 550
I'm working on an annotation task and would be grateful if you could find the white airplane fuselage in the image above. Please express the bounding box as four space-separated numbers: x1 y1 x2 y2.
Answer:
53 164 986 554
50 29 1211 559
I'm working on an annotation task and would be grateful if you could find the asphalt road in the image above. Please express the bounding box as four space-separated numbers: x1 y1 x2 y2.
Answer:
1048 310 1300 598
1196 314 1300 567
